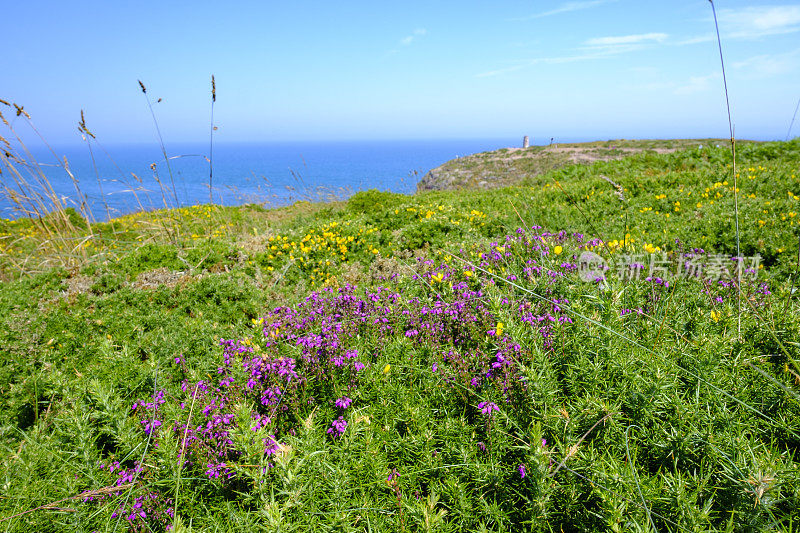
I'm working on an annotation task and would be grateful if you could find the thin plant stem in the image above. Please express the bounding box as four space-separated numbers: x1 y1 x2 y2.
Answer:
209 75 215 205
138 80 179 208
549 412 613 477
113 364 158 533
83 135 112 224
560 464 694 533
783 234 800 317
625 425 655 532
0 483 134 523
709 0 742 337
94 141 147 220
173 382 201 525
787 96 800 141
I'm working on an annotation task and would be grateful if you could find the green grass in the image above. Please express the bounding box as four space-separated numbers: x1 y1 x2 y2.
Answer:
418 138 763 191
1 140 799 531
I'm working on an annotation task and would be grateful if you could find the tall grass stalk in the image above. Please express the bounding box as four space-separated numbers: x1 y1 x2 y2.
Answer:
138 80 179 208
2 111 69 224
91 139 150 222
784 234 800 316
0 104 92 269
559 464 689 532
709 0 742 337
79 110 112 224
624 425 655 532
209 75 216 205
173 382 201 527
786 96 800 141
113 364 160 533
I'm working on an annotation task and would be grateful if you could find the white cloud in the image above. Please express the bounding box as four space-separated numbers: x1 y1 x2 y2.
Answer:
626 72 720 95
585 33 668 47
513 0 614 20
678 5 800 45
583 32 668 54
674 73 719 95
732 49 800 77
720 5 800 38
400 28 427 46
386 28 428 56
476 33 667 78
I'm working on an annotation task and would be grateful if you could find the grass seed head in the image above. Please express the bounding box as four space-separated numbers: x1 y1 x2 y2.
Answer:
78 109 96 139
13 103 29 118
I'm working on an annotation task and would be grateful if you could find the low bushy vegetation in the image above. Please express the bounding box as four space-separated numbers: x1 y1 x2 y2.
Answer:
1 141 799 531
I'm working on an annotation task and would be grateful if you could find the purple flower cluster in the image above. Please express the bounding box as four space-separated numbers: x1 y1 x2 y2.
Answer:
478 401 500 416
132 390 166 435
93 461 174 531
327 416 348 437
649 276 670 288
335 396 353 409
206 462 232 479
99 226 774 529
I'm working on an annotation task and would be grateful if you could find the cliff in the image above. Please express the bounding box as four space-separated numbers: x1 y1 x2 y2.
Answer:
417 138 731 192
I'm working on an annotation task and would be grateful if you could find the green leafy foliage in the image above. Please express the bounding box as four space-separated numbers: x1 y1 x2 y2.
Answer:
1 141 800 531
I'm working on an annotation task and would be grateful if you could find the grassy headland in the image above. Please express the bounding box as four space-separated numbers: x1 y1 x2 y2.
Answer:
418 139 760 191
1 140 799 531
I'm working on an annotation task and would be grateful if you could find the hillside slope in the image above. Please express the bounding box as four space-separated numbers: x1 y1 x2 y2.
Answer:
418 138 746 191
1 140 799 531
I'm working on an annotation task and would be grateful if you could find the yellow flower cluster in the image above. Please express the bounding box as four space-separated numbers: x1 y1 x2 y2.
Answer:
265 221 384 285
394 203 487 228
585 235 662 255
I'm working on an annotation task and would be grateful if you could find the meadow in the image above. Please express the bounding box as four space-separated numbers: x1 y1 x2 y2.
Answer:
1 135 800 531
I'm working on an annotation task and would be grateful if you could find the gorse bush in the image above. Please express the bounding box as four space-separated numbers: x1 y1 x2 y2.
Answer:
1 141 800 531
13 229 797 531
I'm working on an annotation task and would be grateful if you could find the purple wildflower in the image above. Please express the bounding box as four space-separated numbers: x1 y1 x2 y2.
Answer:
335 396 352 409
327 416 348 437
478 401 500 416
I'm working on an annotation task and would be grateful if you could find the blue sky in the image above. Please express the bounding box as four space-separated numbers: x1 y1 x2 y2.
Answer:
3 0 800 144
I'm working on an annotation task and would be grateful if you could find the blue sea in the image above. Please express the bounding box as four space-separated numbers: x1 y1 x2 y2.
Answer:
1 139 525 221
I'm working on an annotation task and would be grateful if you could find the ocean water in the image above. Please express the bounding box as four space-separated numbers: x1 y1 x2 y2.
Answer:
1 138 522 221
